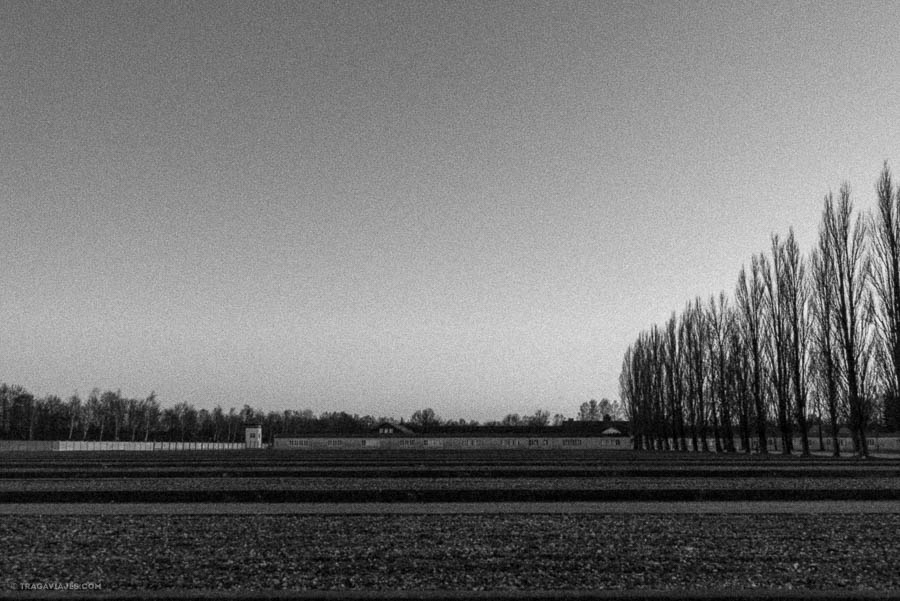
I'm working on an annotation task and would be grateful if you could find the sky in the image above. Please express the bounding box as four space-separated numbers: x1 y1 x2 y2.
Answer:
2 1 900 422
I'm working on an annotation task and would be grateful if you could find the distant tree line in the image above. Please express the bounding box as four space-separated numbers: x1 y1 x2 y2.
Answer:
620 163 900 457
409 399 624 431
0 384 623 443
0 384 390 444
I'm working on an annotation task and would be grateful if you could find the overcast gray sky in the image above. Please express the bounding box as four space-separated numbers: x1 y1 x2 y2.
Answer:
3 1 899 422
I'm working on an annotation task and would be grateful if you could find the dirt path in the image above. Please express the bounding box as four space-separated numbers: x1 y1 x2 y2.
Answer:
1 500 898 515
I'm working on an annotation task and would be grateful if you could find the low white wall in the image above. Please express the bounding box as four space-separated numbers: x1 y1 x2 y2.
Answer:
0 441 57 452
0 441 248 452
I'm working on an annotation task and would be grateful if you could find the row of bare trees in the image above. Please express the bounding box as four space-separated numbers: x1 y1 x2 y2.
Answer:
0 384 400 444
0 384 274 442
0 381 629 443
409 401 626 430
620 164 900 457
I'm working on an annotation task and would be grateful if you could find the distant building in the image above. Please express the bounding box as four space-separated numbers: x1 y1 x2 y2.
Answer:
245 424 263 449
272 420 632 450
374 421 416 435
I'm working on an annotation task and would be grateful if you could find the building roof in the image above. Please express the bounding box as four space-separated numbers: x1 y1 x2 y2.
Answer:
274 420 631 439
373 421 416 435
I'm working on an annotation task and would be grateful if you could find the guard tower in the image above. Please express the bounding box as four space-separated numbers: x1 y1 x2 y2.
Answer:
245 424 263 449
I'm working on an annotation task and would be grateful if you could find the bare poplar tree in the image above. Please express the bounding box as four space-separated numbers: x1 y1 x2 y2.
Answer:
663 312 688 451
678 314 698 451
648 326 669 449
726 318 752 451
632 336 651 450
810 246 842 455
682 299 710 451
870 162 900 429
762 242 794 453
821 185 874 456
707 292 736 452
619 344 639 449
736 256 769 453
782 228 811 455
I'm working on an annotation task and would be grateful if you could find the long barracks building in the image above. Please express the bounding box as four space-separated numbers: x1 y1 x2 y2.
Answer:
272 420 632 451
